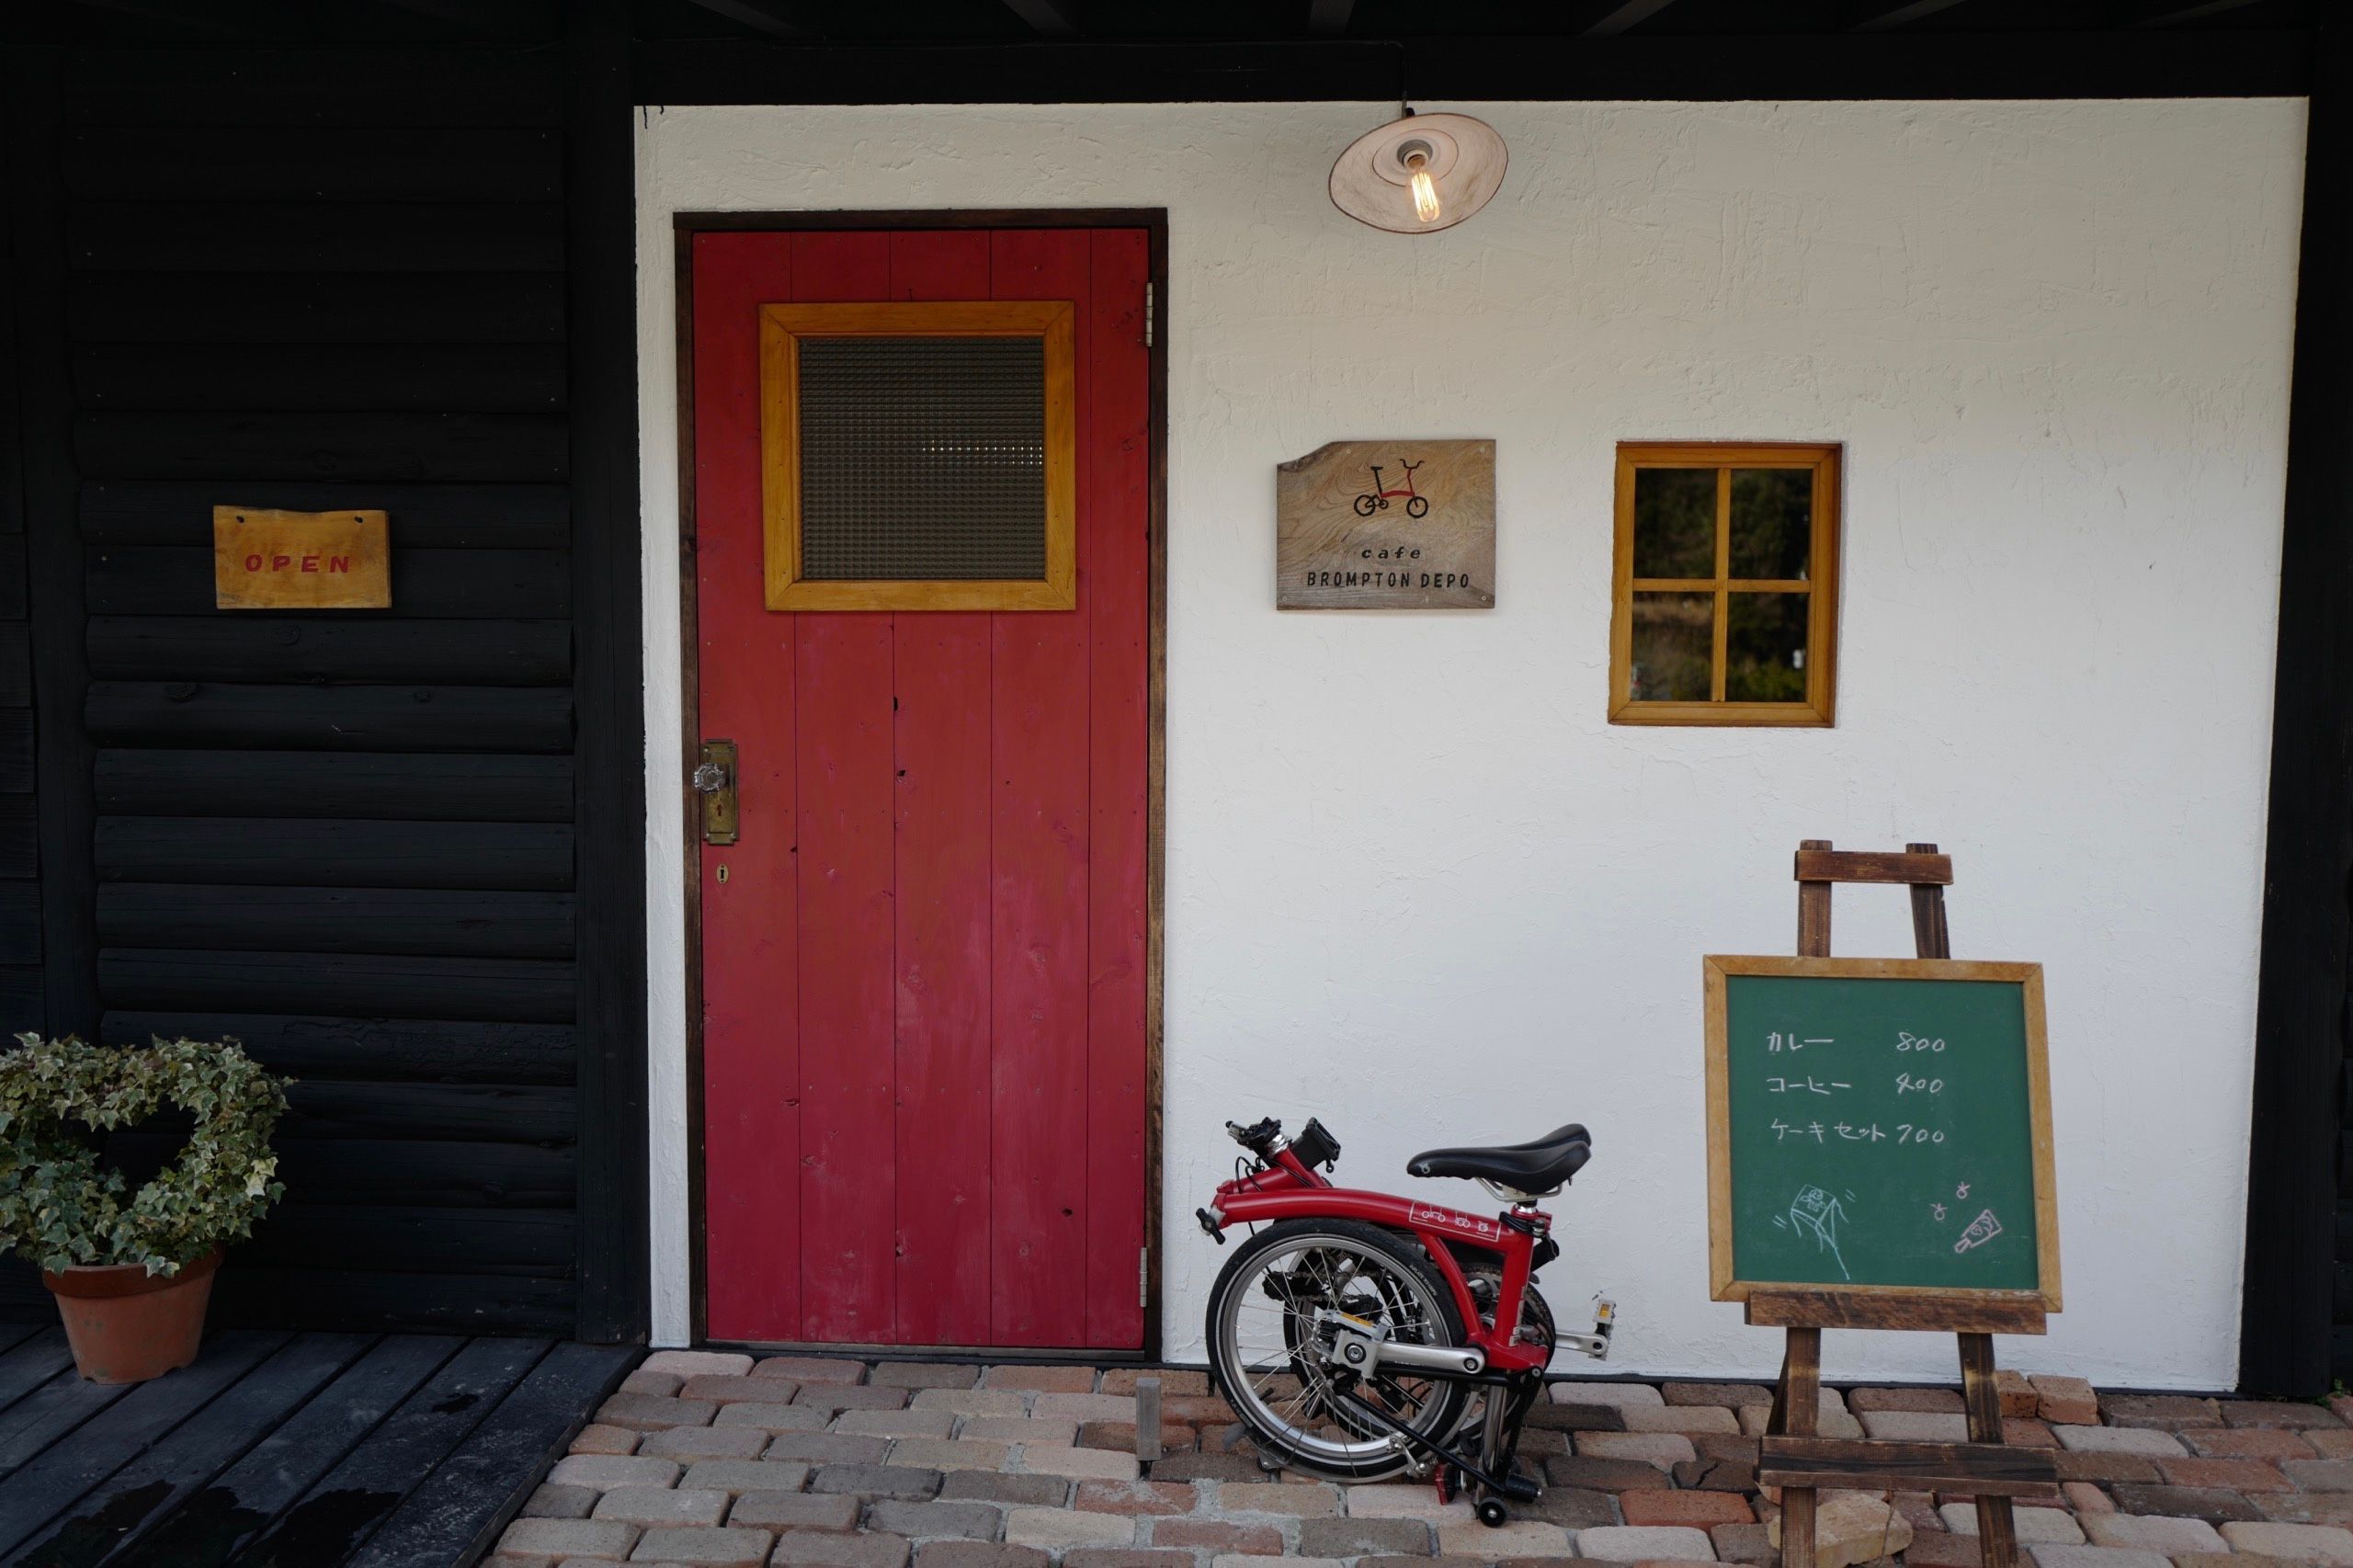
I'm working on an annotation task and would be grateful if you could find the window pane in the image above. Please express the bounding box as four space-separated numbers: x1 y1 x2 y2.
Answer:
1630 593 1715 702
1726 592 1811 701
1729 468 1812 582
1632 468 1718 579
799 335 1047 581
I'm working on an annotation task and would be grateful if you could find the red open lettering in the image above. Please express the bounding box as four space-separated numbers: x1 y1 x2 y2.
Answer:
327 556 351 574
301 554 320 573
244 554 263 572
271 554 291 572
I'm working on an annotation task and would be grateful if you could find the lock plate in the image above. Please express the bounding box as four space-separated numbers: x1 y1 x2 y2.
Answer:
698 739 739 846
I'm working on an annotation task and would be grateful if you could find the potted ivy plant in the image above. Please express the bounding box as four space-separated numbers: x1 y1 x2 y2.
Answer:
0 1034 288 1384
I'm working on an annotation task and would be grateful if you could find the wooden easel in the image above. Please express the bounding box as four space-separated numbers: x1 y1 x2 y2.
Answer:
1757 841 2059 1568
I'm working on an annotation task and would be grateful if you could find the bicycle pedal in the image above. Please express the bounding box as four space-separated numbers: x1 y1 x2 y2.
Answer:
1561 1295 1617 1361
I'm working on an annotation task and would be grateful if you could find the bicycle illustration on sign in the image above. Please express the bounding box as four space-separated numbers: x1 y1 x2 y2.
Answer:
1352 460 1429 518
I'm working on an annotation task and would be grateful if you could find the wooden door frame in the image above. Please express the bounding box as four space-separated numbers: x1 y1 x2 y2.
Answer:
673 210 1169 1358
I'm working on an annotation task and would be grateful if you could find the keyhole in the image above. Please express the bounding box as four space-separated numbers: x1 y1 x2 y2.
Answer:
716 864 729 883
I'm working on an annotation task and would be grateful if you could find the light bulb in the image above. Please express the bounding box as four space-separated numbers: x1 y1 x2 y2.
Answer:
1333 113 1504 234
1409 162 1441 224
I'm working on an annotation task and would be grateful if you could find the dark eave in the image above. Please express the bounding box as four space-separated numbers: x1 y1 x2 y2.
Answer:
672 0 815 40
631 28 2312 105
0 0 2316 100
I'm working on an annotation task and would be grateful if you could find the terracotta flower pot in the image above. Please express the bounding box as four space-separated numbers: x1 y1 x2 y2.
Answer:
41 1250 221 1385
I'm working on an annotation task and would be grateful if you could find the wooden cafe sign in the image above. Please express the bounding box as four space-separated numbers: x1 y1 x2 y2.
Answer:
1276 438 1495 609
213 506 392 610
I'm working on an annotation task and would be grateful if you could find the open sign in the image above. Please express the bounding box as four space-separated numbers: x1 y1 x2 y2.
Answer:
212 506 392 609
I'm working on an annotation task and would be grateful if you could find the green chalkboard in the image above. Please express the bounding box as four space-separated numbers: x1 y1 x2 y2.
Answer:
1705 957 2058 1306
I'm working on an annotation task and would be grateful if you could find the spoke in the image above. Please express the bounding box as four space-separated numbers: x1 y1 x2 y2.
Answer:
1369 1372 1430 1416
1221 1237 1456 1464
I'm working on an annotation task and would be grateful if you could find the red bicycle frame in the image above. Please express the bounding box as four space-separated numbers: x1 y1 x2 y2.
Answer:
1206 1144 1552 1375
1367 461 1422 501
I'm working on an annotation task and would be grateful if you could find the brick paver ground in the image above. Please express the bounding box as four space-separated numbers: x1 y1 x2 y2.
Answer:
488 1353 2353 1568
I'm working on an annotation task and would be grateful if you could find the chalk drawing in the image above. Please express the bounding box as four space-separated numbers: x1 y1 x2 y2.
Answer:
1790 1185 1850 1280
1953 1208 2003 1253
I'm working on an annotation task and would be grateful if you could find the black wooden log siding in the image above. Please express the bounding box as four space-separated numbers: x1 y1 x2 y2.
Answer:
0 46 598 1336
95 752 575 823
89 547 573 618
0 57 61 1043
566 0 652 1346
72 201 569 278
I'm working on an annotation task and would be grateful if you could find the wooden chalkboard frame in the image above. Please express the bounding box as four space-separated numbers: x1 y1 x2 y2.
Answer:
1703 953 2061 1311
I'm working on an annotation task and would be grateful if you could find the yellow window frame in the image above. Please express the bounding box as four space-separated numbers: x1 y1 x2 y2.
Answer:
1608 441 1842 727
760 300 1077 612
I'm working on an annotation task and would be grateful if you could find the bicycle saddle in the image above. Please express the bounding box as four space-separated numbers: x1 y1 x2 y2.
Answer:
1406 1124 1592 1193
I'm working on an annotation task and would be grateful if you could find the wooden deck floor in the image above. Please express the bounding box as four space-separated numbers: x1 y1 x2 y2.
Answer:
0 1321 635 1567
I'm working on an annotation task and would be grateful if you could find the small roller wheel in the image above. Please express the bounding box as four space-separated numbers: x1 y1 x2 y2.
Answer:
1476 1498 1510 1528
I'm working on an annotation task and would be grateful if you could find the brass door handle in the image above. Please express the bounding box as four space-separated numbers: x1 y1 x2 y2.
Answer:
697 740 739 846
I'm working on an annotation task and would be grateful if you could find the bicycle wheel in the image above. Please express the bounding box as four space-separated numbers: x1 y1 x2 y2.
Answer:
1206 1218 1472 1481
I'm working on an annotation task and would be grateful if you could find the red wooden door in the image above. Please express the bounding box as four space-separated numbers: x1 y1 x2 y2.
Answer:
692 227 1152 1348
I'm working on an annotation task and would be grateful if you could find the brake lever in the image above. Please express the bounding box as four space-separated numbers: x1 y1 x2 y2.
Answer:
1226 1117 1283 1152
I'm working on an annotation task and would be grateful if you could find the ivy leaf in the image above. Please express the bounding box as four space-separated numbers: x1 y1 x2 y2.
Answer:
0 1036 288 1273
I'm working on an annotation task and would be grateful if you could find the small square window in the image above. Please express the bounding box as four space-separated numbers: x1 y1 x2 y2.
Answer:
1609 442 1841 726
761 301 1076 611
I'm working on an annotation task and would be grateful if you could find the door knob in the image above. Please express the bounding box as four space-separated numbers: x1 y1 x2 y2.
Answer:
696 740 739 846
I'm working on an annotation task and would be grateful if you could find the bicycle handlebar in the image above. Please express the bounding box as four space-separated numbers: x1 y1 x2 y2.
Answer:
1226 1117 1283 1153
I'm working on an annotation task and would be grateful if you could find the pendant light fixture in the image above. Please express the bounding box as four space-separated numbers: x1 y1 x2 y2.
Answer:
1329 108 1507 235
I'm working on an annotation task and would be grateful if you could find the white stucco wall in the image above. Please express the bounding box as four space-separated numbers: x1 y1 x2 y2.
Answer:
636 98 2306 1388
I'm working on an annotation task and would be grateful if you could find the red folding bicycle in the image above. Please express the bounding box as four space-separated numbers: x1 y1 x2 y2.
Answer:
1197 1116 1614 1526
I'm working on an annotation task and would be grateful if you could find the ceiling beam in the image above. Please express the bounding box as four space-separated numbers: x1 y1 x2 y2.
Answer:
2131 0 2266 25
1848 0 1971 31
676 0 817 39
358 0 549 33
365 0 497 18
1001 0 1081 36
1309 0 1354 37
67 0 266 33
1584 0 1680 38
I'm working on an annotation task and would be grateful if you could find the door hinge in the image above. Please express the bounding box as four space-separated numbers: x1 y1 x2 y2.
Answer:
1142 282 1154 349
1139 1245 1149 1308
